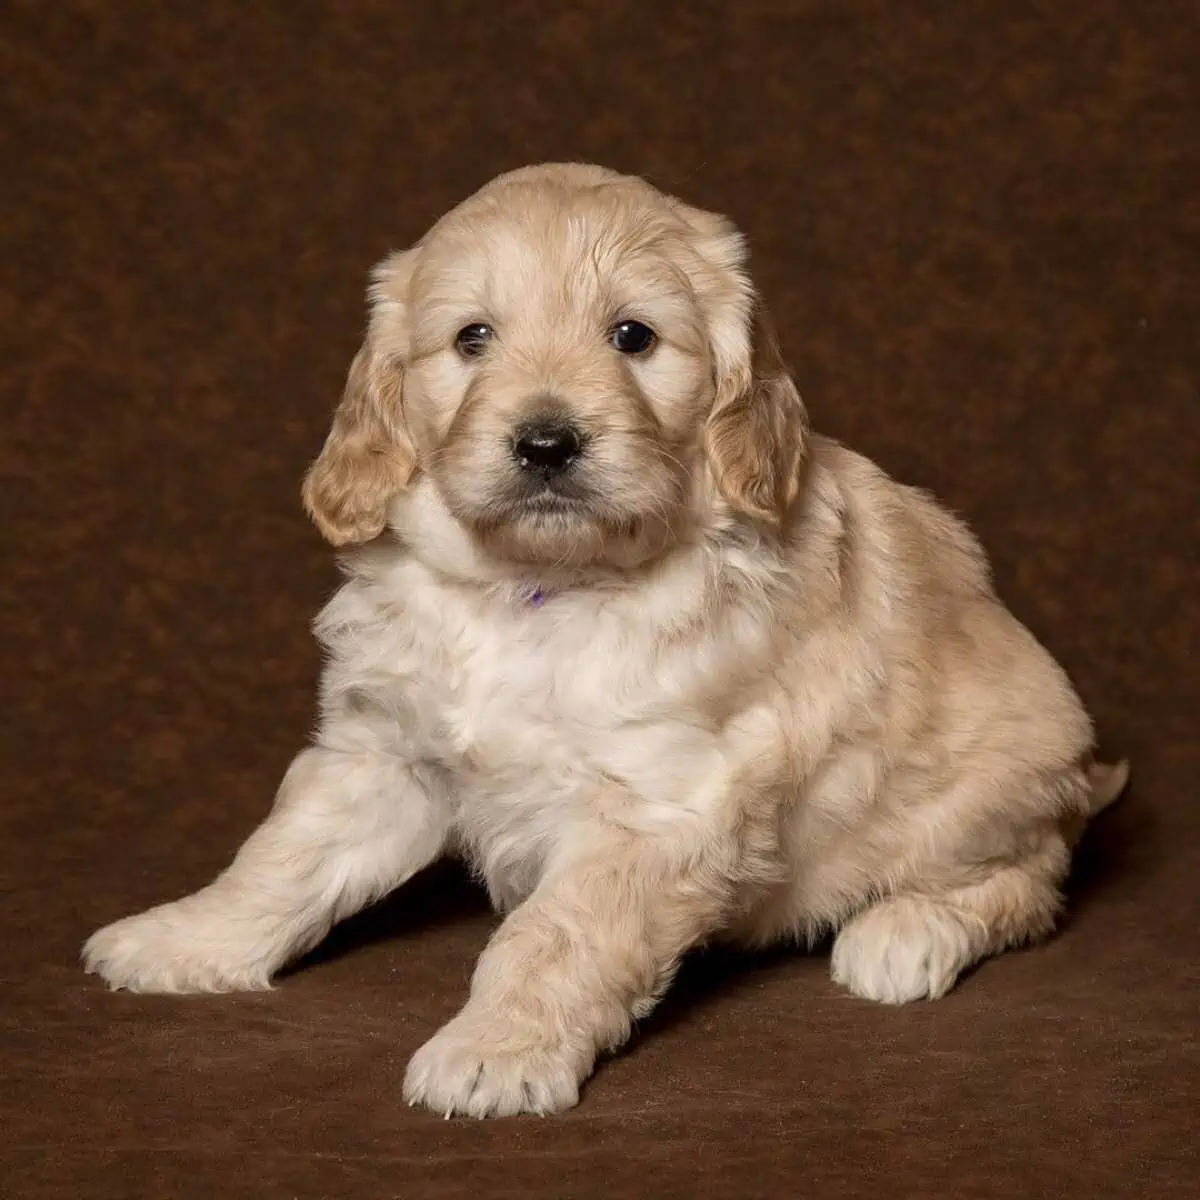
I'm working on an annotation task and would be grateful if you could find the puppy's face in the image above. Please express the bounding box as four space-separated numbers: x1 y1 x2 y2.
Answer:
405 174 723 568
303 164 809 571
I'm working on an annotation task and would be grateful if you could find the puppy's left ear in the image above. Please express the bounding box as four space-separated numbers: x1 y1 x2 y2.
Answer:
704 300 809 528
675 202 810 528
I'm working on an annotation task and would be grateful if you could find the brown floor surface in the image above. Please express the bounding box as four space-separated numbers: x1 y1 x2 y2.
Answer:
1 2 1197 1197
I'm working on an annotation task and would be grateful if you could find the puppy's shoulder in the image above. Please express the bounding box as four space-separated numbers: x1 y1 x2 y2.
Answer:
312 536 432 645
798 434 995 604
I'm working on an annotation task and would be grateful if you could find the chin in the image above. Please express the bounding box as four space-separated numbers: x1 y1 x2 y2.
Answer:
469 501 676 573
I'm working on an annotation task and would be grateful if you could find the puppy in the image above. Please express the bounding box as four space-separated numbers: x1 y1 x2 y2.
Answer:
84 163 1127 1117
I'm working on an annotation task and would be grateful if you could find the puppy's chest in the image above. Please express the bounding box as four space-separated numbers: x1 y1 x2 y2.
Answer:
438 628 615 780
429 614 736 905
332 574 764 904
349 591 665 786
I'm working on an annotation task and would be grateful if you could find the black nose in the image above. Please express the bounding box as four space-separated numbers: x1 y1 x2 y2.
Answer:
513 421 582 473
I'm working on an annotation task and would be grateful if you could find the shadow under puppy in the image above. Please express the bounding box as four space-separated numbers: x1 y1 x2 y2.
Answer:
84 163 1127 1117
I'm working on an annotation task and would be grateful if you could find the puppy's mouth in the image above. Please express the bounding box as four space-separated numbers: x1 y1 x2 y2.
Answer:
442 465 675 570
430 429 682 567
517 474 590 509
477 483 601 528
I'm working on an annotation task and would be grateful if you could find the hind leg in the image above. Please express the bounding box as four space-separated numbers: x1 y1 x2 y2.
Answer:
829 853 1066 1004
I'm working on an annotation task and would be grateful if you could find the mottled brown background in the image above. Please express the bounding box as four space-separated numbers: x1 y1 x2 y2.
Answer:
1 2 1196 1197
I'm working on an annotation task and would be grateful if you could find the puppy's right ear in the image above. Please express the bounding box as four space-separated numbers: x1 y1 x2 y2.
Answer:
302 250 418 546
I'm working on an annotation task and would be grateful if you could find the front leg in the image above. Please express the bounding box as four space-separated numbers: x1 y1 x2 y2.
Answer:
403 823 747 1117
83 744 449 993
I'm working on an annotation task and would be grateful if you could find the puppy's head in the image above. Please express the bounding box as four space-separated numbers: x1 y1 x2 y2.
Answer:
303 163 808 569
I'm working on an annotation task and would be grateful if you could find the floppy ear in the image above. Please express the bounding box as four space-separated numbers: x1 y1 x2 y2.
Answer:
703 299 810 528
672 200 810 528
301 251 418 546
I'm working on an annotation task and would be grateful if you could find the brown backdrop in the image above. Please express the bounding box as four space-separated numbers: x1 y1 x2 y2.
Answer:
1 2 1196 1197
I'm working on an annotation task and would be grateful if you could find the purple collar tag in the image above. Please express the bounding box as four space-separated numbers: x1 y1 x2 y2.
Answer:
528 589 546 608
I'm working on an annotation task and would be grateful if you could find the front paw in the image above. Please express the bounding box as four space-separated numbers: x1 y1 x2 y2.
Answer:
83 896 275 994
403 1009 589 1118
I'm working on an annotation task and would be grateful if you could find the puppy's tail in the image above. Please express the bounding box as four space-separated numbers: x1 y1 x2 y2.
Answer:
1060 758 1128 850
1086 758 1130 816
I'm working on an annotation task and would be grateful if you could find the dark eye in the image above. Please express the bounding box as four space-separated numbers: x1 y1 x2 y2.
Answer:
455 323 493 358
610 320 656 355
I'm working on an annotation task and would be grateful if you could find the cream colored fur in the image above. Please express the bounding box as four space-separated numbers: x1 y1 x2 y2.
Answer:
84 164 1126 1117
